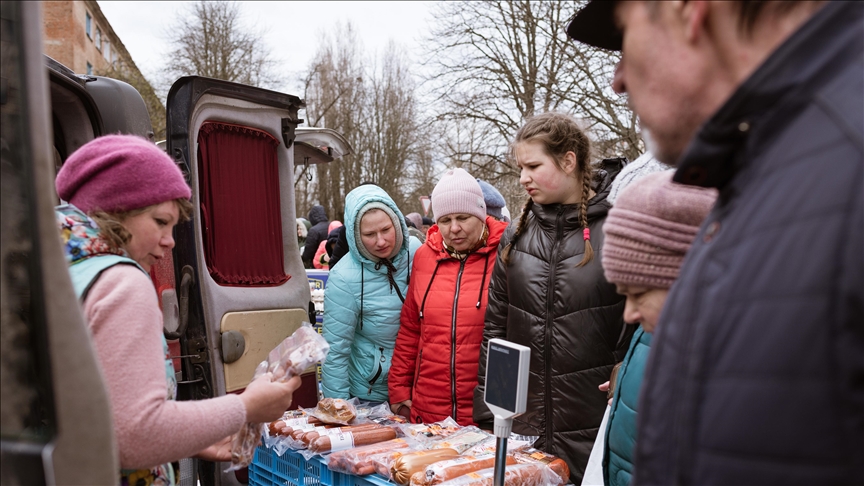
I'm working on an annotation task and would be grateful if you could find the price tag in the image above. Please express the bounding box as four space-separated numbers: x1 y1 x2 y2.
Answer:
329 432 355 452
320 427 343 436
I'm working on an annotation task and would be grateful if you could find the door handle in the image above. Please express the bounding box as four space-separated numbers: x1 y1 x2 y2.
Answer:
165 265 194 340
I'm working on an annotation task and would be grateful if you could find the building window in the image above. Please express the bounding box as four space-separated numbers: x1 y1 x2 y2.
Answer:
86 62 92 75
103 40 111 61
86 12 92 39
95 28 102 51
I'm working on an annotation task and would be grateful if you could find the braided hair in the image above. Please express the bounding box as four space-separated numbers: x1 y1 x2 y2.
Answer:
502 112 595 267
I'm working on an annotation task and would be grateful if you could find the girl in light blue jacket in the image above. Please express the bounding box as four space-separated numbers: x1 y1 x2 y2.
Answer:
322 184 421 402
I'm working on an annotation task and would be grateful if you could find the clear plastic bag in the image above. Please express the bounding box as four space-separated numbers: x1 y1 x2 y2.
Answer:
225 323 330 471
325 438 415 476
427 427 490 454
399 417 462 448
311 397 359 425
462 433 536 457
435 462 564 486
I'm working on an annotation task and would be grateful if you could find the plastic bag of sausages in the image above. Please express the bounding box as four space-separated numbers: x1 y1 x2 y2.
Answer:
325 438 415 476
225 323 330 471
435 462 564 486
409 454 517 485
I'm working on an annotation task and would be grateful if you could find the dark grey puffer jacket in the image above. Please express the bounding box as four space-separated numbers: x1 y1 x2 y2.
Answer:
474 167 632 484
302 205 329 268
633 2 864 485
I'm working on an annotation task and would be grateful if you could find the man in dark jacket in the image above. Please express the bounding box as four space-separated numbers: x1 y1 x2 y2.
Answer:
301 205 329 269
568 1 863 484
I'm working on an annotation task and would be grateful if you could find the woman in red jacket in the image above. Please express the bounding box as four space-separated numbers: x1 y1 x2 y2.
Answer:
389 169 508 425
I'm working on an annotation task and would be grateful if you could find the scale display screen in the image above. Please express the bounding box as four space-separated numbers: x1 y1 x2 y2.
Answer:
485 342 520 411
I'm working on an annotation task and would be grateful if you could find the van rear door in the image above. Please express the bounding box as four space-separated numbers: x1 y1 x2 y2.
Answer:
165 76 349 484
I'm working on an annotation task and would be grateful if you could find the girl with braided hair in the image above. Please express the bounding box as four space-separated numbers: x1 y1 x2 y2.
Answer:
473 112 632 484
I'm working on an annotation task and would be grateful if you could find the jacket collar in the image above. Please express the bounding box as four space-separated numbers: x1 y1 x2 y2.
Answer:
673 1 861 190
531 169 613 230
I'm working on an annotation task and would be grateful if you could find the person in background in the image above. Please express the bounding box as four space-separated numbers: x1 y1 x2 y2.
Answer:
568 1 862 483
313 220 343 269
301 205 329 268
321 184 421 403
421 217 434 237
598 171 717 486
476 179 510 223
55 135 299 485
606 152 671 205
404 212 427 243
296 217 309 251
389 169 508 425
328 225 348 269
474 112 631 483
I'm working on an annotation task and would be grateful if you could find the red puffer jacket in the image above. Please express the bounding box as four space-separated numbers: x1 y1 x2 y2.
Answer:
389 216 508 426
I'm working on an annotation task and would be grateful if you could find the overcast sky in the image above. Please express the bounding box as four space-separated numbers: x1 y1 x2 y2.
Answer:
97 1 435 96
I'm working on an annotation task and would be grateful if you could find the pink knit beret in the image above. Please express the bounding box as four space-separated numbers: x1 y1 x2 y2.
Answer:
602 171 718 289
56 134 191 214
431 168 486 222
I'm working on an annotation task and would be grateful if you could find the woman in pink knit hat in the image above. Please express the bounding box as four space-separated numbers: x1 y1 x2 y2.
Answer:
55 134 299 485
597 171 717 486
389 168 509 425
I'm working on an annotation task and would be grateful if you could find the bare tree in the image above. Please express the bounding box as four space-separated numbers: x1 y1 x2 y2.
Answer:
299 26 427 221
163 1 277 88
426 0 641 210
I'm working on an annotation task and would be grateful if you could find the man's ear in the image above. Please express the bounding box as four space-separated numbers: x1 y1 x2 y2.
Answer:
681 1 711 45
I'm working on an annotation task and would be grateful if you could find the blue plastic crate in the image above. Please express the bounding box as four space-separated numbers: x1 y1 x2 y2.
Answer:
249 445 394 486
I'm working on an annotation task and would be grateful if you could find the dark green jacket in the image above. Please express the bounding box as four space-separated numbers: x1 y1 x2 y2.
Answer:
604 326 651 486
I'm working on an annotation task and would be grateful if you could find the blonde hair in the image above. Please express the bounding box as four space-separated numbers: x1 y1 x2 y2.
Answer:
90 198 193 250
502 112 595 267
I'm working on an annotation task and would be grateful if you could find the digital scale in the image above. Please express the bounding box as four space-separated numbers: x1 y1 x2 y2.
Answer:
483 338 531 486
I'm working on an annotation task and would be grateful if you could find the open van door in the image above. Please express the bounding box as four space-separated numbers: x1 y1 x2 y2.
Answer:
1 2 116 483
165 76 350 484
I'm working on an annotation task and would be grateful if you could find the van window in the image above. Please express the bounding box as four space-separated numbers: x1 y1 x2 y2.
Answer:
197 121 290 286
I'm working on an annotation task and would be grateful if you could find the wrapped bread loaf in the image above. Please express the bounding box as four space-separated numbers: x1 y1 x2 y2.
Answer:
313 397 357 424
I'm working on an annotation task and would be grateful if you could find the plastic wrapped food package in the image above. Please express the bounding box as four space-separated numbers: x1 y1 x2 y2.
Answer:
435 462 564 486
400 418 462 446
512 448 571 484
226 323 330 471
462 434 535 457
427 427 490 454
326 438 414 476
390 448 460 485
412 454 517 485
312 397 358 424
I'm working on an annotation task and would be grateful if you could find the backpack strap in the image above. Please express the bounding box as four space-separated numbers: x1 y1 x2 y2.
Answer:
69 255 147 301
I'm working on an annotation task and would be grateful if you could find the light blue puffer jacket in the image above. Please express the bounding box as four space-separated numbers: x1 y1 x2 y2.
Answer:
321 185 421 402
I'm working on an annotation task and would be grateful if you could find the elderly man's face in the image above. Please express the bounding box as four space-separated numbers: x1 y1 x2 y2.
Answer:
612 1 713 165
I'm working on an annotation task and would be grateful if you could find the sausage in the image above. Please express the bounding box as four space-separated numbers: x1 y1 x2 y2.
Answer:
512 449 570 484
310 427 398 453
391 448 461 485
300 423 383 445
423 455 517 484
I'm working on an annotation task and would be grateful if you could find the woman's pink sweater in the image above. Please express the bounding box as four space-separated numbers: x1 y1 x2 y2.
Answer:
84 264 247 469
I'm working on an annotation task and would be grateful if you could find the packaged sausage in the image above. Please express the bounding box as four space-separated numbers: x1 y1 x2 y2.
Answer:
309 426 398 454
512 448 570 484
326 438 414 476
390 448 460 485
435 462 563 486
226 323 330 471
418 454 517 485
462 434 535 457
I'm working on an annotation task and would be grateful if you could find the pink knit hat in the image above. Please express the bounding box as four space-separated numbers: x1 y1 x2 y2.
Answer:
431 168 486 222
56 134 191 214
602 171 717 289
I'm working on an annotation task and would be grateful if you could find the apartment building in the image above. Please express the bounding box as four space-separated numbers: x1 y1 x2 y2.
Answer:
41 0 166 138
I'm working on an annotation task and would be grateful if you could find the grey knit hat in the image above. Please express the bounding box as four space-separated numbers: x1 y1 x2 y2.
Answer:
354 201 404 262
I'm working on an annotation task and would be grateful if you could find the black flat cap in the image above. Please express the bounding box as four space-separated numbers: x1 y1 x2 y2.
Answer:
566 1 622 51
